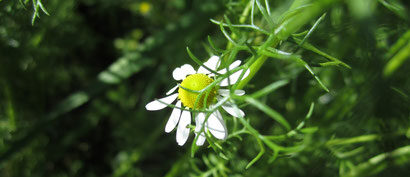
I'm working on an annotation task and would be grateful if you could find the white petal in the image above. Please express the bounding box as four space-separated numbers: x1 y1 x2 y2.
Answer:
218 89 230 96
165 101 182 133
172 68 184 80
194 113 207 146
145 93 178 111
195 132 206 146
206 110 227 140
195 113 206 132
181 64 196 75
231 60 242 68
166 85 179 95
205 56 221 69
197 55 221 74
234 90 246 96
218 89 245 96
217 60 242 74
219 69 250 86
172 64 196 80
197 67 210 74
222 102 245 118
243 69 250 79
216 96 223 102
176 110 191 146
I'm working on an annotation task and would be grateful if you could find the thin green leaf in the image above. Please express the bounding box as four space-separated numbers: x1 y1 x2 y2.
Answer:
190 140 199 158
378 0 407 19
218 20 238 46
343 145 410 177
210 19 270 34
319 61 345 67
38 0 50 15
296 102 315 130
31 7 38 25
293 37 351 69
223 15 240 39
251 80 289 98
250 0 255 25
268 148 279 163
264 0 271 16
305 102 315 120
207 36 223 53
261 47 299 60
303 63 330 92
332 146 365 159
292 30 309 37
300 127 319 134
326 134 381 146
255 0 274 28
244 96 291 130
186 47 220 76
177 84 201 93
299 13 327 46
261 47 329 92
386 30 410 58
246 138 265 169
383 42 410 77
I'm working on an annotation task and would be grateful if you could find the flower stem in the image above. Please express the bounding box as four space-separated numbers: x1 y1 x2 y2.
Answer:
237 35 280 89
236 0 337 89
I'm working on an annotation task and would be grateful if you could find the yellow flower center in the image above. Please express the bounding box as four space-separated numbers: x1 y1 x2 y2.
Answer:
178 74 217 109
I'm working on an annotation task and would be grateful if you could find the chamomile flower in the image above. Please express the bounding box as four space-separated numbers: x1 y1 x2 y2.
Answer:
145 56 249 146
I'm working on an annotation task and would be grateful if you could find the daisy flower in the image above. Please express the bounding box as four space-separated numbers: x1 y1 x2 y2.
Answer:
145 56 249 146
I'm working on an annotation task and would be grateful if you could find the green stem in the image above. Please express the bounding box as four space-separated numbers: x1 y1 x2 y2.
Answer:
237 35 280 89
236 0 337 89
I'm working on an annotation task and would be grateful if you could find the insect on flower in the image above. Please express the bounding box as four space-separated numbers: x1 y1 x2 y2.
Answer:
145 56 249 146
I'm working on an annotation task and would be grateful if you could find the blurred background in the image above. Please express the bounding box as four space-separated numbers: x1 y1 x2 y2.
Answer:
0 0 409 177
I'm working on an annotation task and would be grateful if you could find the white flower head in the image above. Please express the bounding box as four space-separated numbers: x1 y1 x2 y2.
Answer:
145 56 249 146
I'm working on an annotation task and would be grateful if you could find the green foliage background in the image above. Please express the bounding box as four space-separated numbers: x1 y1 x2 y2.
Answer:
0 0 409 177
